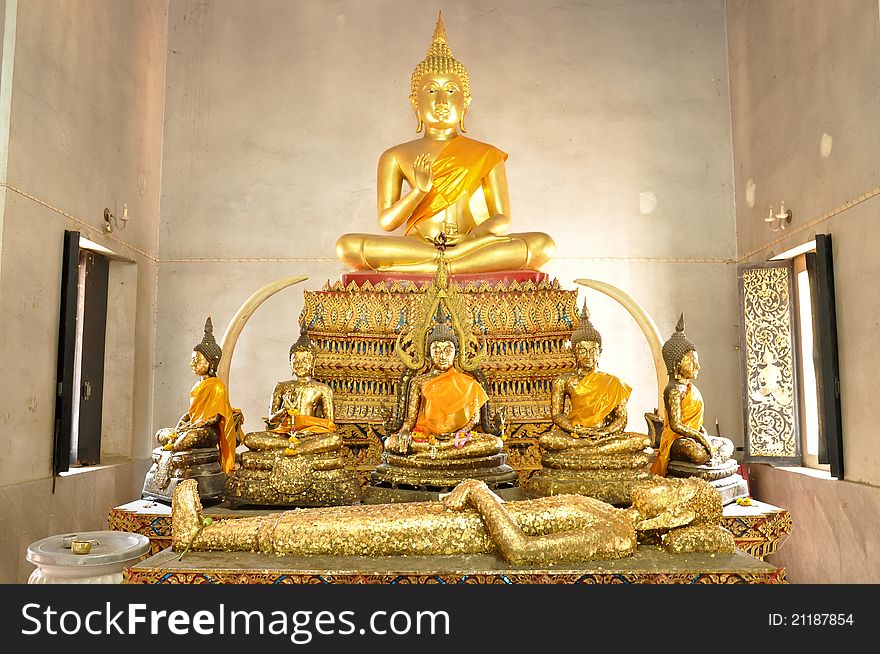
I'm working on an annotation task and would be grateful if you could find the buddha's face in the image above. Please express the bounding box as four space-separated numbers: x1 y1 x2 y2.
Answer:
574 340 600 371
678 350 700 380
190 350 210 377
413 72 469 130
291 350 315 379
430 340 456 371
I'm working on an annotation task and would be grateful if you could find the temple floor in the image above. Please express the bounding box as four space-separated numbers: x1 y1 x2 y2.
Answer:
122 545 784 584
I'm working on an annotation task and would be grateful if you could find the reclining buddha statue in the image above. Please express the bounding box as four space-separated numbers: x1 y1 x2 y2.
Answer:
223 327 361 507
335 12 554 274
528 303 652 504
172 475 734 565
648 315 747 504
365 249 520 502
142 318 241 503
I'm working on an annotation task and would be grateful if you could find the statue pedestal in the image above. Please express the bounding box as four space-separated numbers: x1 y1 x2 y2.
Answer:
123 545 785 584
667 459 749 505
363 485 525 504
365 451 520 503
526 436 653 505
223 450 362 508
141 447 225 504
525 472 651 506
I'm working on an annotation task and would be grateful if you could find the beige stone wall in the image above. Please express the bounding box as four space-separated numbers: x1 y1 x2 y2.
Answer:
155 0 740 443
750 464 880 583
727 0 880 486
0 0 168 581
728 0 880 581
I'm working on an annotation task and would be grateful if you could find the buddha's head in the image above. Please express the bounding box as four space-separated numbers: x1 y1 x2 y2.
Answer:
289 327 317 380
427 305 459 371
192 317 222 377
662 314 698 381
631 477 722 529
410 12 472 132
571 302 602 371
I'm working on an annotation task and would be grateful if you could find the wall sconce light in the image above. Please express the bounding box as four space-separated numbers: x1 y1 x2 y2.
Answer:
103 203 129 234
765 201 792 232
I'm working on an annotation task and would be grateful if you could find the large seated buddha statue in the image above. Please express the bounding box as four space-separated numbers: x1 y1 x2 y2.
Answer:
648 315 747 504
142 318 241 503
527 304 652 504
223 328 361 507
335 13 554 274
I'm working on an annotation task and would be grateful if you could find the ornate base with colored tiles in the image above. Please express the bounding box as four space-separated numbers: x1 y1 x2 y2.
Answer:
122 546 785 584
109 497 792 560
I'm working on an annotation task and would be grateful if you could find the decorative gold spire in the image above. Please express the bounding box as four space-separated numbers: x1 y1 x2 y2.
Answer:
410 11 471 103
433 11 447 42
571 300 602 349
662 313 697 376
427 304 460 348
289 325 317 358
395 241 483 373
193 316 222 373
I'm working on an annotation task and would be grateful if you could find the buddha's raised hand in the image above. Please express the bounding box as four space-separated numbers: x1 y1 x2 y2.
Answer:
413 152 434 193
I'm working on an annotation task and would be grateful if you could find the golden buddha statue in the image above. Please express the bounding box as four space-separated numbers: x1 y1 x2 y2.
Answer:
335 13 555 274
364 246 520 500
648 315 747 504
172 475 733 564
223 328 361 507
143 318 242 503
528 304 652 504
384 306 501 460
368 304 519 501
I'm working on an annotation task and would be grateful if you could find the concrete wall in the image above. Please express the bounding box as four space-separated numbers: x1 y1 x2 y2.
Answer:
156 0 740 445
0 0 168 582
727 0 880 581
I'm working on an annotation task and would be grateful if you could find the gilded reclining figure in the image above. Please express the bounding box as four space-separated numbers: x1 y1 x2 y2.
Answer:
172 476 734 565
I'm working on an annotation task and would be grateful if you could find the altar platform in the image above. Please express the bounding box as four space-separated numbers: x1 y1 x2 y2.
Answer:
108 498 792 560
122 545 785 585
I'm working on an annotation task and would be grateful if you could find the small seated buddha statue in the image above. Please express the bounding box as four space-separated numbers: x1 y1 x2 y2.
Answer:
528 304 652 505
142 318 241 503
366 306 520 502
223 328 361 507
335 13 554 274
648 315 747 504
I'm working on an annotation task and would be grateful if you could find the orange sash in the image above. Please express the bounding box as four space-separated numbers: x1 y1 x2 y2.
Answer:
650 383 704 477
269 412 336 435
294 414 336 434
568 370 632 428
405 136 507 235
414 367 489 435
188 377 243 474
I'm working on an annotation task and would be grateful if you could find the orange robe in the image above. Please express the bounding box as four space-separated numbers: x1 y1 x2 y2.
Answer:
650 383 704 477
269 412 336 435
405 136 508 235
414 368 489 436
567 370 632 428
188 377 243 474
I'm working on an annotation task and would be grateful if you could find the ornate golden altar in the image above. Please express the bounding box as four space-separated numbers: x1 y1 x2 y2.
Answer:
122 546 785 585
